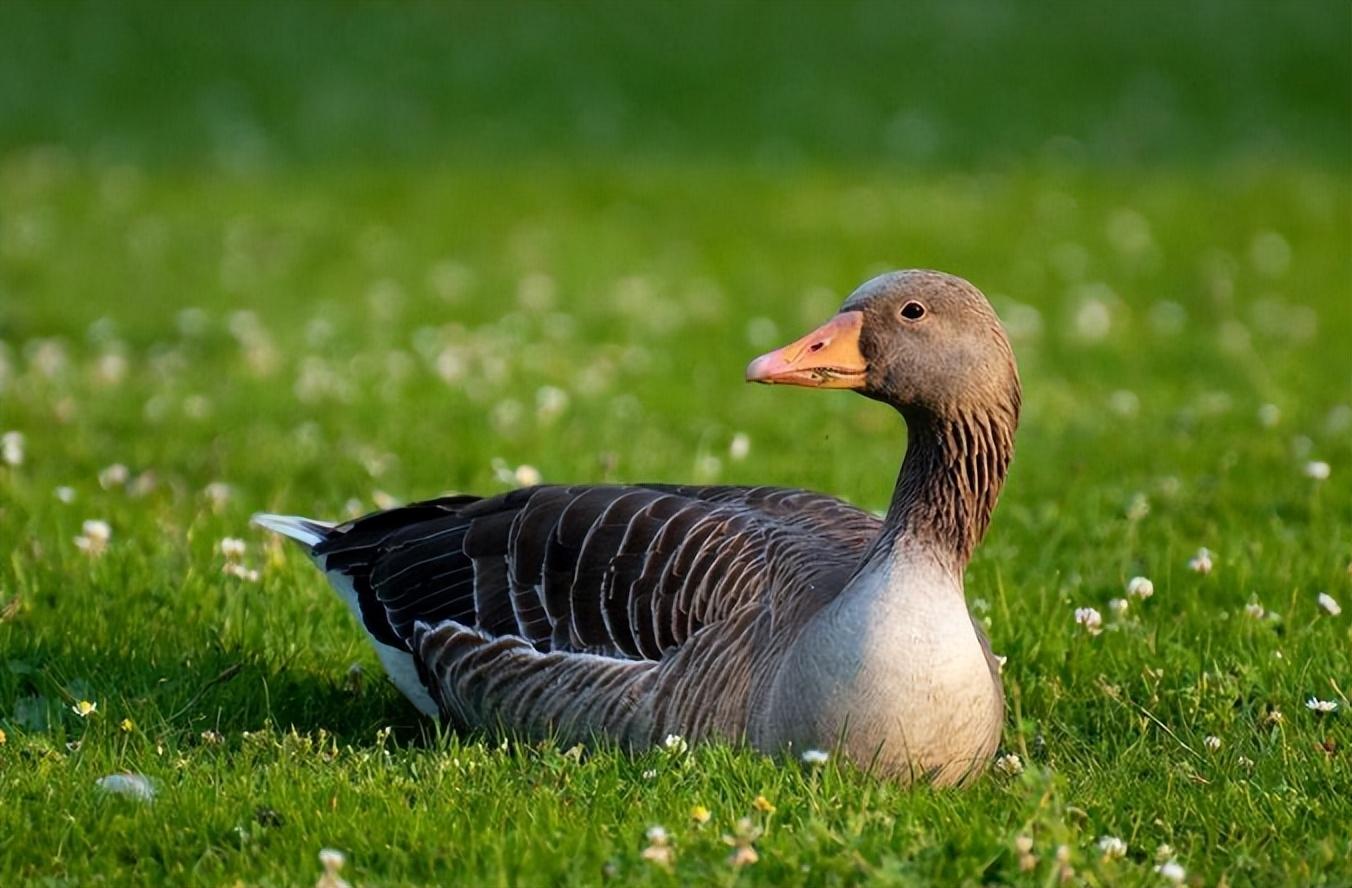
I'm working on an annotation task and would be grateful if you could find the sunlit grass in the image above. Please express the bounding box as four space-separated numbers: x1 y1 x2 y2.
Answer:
1 151 1349 885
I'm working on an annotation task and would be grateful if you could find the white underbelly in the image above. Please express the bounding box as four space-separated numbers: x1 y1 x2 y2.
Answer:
319 560 439 717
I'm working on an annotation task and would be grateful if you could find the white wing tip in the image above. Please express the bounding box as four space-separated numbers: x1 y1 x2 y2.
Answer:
251 513 335 548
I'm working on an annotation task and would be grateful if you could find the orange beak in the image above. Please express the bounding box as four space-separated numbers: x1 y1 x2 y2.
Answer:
745 310 868 389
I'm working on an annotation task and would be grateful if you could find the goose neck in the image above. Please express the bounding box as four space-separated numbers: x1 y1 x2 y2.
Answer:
871 406 1015 574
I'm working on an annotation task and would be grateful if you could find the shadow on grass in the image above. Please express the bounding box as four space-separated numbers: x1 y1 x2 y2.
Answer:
1 635 438 749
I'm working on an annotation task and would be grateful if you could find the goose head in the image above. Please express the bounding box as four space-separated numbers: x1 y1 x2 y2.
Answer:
746 270 1020 424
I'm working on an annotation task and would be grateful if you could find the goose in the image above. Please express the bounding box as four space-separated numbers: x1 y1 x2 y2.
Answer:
254 269 1020 784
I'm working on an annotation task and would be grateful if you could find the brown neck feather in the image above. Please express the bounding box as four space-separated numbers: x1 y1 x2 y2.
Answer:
871 401 1018 572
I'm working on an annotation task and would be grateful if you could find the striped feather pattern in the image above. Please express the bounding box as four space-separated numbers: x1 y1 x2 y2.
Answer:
314 484 878 740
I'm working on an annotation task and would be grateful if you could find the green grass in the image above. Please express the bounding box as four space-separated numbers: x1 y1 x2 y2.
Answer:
2 2 1351 886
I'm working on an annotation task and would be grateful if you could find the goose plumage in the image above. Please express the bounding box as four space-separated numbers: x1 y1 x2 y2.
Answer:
256 269 1020 784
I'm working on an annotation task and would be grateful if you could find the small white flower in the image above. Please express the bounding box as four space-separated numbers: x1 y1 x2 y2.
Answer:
729 432 751 461
661 733 688 755
641 769 658 780
1244 601 1266 619
1257 403 1281 427
514 464 542 487
993 753 1023 775
98 463 130 489
54 486 76 504
74 519 112 556
1306 697 1338 713
317 848 350 888
1317 593 1341 616
1303 460 1330 481
535 386 570 422
1125 493 1151 521
1156 860 1186 883
1188 547 1213 574
1237 755 1255 768
72 700 98 717
1108 597 1129 615
1204 735 1222 751
222 562 260 583
1074 607 1103 636
82 519 111 542
1126 576 1154 599
219 537 247 560
203 481 233 509
95 772 156 801
641 824 675 868
800 748 830 765
1 431 24 467
1097 835 1127 860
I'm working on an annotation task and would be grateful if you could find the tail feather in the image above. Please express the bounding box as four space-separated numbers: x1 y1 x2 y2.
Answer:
251 513 335 549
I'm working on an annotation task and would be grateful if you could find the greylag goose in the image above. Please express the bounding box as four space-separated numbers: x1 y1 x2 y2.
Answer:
255 269 1020 784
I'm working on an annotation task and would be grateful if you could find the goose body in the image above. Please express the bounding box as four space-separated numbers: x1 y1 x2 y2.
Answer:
256 270 1019 784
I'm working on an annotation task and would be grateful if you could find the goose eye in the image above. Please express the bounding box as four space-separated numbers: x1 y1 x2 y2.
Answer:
899 301 926 321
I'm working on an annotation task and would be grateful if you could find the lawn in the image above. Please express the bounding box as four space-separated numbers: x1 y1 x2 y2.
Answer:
1 2 1350 886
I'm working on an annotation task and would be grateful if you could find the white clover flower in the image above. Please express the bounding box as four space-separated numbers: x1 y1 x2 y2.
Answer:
1156 860 1186 883
74 519 112 556
1125 493 1150 521
83 519 111 542
729 432 751 461
513 464 541 487
98 463 129 489
1317 593 1341 616
1306 698 1338 714
662 733 688 755
1 431 23 467
535 386 570 422
1188 547 1213 574
1108 598 1129 615
96 772 156 801
993 753 1023 775
1244 601 1266 619
1074 607 1103 636
54 486 76 504
640 825 675 868
1097 835 1127 860
316 848 350 888
203 481 233 509
1126 576 1154 599
641 769 658 780
800 748 830 765
1304 460 1331 481
219 537 247 560
1204 735 1222 751
222 562 260 583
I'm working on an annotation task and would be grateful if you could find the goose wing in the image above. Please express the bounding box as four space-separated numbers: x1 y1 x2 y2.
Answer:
315 483 880 663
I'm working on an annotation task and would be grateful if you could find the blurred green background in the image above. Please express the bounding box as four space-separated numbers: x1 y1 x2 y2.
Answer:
1 0 1348 169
